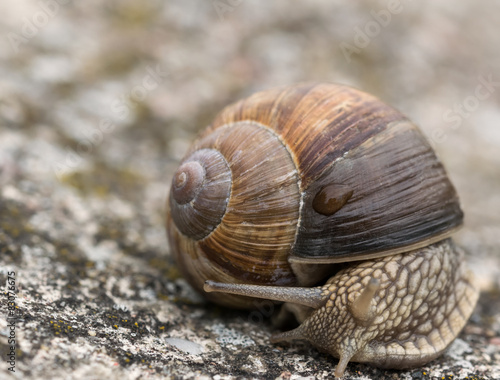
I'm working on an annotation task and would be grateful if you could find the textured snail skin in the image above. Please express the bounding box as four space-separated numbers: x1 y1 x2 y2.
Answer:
205 239 479 378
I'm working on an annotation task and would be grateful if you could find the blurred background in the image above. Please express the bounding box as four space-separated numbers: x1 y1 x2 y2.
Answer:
0 1 499 379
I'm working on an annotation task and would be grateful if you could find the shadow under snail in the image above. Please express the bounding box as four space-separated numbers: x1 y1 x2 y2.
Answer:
166 82 479 377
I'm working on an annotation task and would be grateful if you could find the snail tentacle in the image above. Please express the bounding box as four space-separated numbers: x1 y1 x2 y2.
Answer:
349 278 380 325
204 280 326 309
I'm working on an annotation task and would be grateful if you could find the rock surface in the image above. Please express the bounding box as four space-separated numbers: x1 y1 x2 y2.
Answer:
0 1 499 379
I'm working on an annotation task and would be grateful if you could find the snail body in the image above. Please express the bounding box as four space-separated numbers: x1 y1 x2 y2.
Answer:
166 83 479 377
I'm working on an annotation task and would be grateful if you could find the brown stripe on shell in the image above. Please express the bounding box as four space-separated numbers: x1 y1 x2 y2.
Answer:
207 83 406 188
291 120 463 261
169 122 301 304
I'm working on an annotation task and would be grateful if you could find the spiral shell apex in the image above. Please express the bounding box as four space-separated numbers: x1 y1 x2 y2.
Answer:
170 149 231 240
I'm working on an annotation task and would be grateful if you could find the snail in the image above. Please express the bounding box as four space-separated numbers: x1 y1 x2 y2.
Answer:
166 83 479 377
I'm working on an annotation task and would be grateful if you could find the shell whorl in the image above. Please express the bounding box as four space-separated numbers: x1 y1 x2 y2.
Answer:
167 121 301 308
172 161 205 205
169 149 231 240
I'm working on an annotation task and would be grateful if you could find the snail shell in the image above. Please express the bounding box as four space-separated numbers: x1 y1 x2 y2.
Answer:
166 82 463 309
